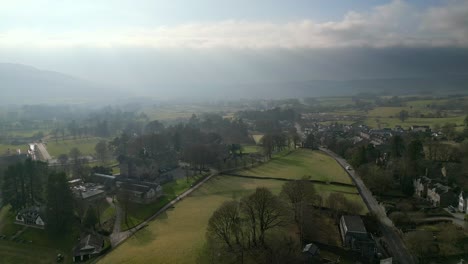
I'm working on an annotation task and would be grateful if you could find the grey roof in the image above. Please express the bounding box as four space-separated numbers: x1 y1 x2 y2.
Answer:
94 173 116 180
73 234 104 256
342 215 367 233
17 206 45 223
303 243 319 255
80 188 105 199
432 183 450 194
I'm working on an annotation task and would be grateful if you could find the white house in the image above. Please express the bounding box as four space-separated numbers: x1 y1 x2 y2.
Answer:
15 207 45 229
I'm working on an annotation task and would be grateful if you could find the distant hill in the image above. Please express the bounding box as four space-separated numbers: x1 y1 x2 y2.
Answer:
0 63 117 104
1 63 466 104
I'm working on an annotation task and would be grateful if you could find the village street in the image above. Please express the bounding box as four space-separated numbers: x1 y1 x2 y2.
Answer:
320 147 415 264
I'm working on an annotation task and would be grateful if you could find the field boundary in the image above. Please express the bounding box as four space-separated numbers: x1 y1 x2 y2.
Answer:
221 172 356 188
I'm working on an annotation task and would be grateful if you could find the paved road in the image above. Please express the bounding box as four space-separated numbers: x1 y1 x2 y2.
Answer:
320 147 415 264
108 170 218 248
35 143 52 161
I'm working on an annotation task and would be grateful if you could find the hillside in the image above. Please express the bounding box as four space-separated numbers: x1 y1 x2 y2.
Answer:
0 63 116 104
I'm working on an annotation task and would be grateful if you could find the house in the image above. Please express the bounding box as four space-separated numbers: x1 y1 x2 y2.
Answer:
68 178 82 187
15 207 45 229
302 243 320 262
458 192 468 213
413 176 432 198
91 173 116 189
339 215 376 259
72 183 106 202
73 234 105 262
410 125 430 133
426 183 455 207
116 181 163 204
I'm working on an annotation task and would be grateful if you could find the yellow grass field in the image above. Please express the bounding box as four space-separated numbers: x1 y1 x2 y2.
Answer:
99 176 284 264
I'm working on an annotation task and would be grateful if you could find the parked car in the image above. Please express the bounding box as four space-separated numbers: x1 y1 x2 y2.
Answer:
346 166 352 171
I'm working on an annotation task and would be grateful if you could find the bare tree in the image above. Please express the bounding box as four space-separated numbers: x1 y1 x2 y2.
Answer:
207 200 243 251
280 179 316 245
242 187 287 246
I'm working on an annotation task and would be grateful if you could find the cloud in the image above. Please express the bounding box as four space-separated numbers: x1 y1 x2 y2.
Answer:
1 0 467 49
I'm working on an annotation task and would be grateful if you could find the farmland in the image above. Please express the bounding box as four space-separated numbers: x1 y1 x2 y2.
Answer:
235 149 352 184
44 137 103 157
99 176 285 264
100 149 367 264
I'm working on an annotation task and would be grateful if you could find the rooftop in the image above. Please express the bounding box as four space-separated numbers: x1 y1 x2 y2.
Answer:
341 215 367 233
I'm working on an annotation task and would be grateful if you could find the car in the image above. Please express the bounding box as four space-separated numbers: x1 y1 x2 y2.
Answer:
346 166 352 170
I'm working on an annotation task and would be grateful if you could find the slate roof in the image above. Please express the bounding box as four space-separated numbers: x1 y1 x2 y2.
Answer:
73 234 104 257
303 243 319 255
342 215 367 233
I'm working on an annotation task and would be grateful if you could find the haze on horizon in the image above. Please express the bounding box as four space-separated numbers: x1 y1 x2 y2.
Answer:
1 0 468 100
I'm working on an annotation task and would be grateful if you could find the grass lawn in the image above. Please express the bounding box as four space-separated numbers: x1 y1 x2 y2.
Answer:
0 205 78 263
121 174 207 230
45 137 103 157
101 204 116 224
242 144 261 154
0 240 60 264
0 144 27 156
235 149 352 184
0 205 23 236
100 176 284 264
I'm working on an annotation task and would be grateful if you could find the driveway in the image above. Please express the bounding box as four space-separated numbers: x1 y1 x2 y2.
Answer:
320 147 415 264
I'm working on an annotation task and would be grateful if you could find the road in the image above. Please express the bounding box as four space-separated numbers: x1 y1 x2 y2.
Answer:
320 147 415 264
108 170 218 248
35 143 52 161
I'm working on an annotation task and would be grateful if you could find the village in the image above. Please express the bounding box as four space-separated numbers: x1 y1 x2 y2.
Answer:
0 96 467 264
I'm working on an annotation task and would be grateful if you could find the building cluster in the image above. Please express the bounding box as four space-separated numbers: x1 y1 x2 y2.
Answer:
413 176 457 208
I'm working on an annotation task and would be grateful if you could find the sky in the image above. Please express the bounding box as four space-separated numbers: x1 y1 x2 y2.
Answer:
1 0 468 98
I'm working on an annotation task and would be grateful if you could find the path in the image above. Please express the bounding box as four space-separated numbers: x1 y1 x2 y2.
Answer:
108 170 218 248
320 147 415 264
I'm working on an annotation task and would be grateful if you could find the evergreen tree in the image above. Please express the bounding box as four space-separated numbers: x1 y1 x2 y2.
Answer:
46 172 74 233
83 207 98 230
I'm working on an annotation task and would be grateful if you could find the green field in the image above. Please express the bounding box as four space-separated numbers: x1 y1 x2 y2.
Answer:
101 150 366 264
100 176 285 264
0 240 60 264
236 149 352 184
45 137 103 157
0 205 76 264
242 144 261 154
0 144 27 156
363 115 465 129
